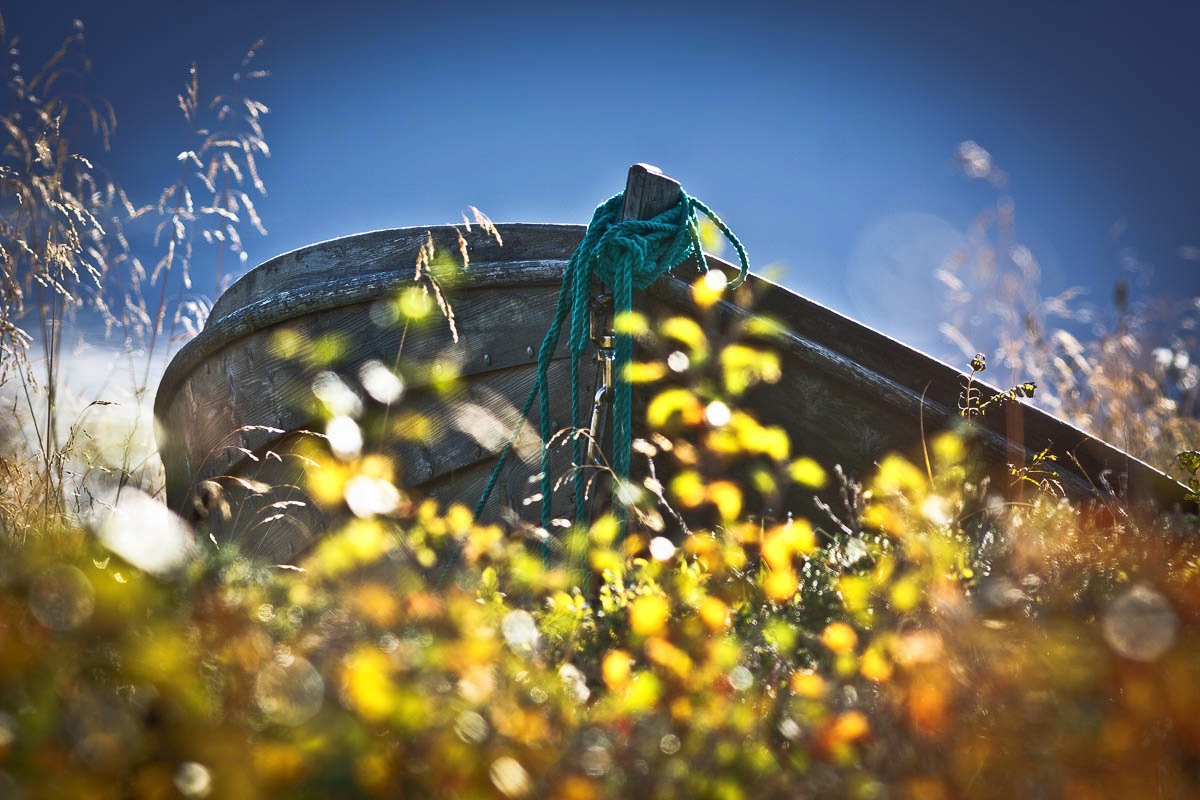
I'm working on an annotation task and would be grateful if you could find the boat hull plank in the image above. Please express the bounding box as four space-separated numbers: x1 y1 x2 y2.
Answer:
156 224 1194 563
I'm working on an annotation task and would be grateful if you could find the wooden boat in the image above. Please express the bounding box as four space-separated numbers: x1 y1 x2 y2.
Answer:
154 166 1194 563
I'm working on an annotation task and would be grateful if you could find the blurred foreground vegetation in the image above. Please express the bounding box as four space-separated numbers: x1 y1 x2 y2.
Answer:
1 13 1200 800
3 370 1199 797
4 269 1200 798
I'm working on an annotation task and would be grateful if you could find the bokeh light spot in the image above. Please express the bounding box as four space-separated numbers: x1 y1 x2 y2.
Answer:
254 655 325 726
1102 583 1178 662
28 564 95 631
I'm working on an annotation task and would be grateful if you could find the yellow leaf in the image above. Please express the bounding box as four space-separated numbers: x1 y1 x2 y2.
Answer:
590 514 619 545
790 669 826 699
307 458 350 507
645 637 693 680
660 316 708 355
862 502 903 535
269 327 306 359
860 646 893 683
750 467 777 496
838 574 872 614
698 596 731 631
589 547 623 575
670 471 706 509
763 568 798 603
646 388 704 430
613 310 649 336
692 270 726 308
393 410 434 442
762 518 816 570
696 216 726 256
341 647 396 723
932 431 966 467
761 531 791 571
350 582 402 628
358 453 395 482
758 426 791 461
707 480 743 522
623 670 662 712
873 453 927 498
789 457 827 489
629 594 671 637
787 518 817 556
602 650 635 691
730 412 790 460
444 503 474 535
395 286 434 320
821 622 858 655
720 344 781 395
623 361 667 383
889 577 921 612
743 314 787 341
310 333 348 366
825 710 870 747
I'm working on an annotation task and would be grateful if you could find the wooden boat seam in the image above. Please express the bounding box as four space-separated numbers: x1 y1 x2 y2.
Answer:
207 224 588 323
651 270 1188 506
155 258 572 424
171 351 581 515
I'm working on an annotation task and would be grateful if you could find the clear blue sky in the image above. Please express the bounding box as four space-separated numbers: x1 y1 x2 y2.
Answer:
7 0 1199 357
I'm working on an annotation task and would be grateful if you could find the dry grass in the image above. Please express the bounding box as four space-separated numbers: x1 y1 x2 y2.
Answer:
0 13 270 536
940 140 1199 475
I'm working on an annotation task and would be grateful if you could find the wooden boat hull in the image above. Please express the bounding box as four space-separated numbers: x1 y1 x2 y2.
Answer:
154 223 1193 562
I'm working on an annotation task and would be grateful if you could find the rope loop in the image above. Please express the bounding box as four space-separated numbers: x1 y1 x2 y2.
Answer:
474 184 750 553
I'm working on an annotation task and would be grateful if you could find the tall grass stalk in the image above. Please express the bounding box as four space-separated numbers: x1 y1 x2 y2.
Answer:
941 140 1199 475
0 14 270 536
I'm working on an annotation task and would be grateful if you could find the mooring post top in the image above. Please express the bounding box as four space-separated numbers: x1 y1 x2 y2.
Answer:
621 163 683 221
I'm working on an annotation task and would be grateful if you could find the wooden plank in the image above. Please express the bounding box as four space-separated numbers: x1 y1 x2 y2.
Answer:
622 163 682 222
646 259 1195 513
161 282 578 514
379 358 579 487
207 224 584 327
201 358 581 561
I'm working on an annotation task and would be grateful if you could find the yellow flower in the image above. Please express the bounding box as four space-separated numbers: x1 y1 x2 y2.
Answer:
629 594 671 637
602 650 635 691
821 622 858 655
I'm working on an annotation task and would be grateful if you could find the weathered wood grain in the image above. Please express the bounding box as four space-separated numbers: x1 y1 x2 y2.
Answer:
160 281 577 507
194 358 582 563
647 258 1194 513
622 164 682 221
157 221 1195 563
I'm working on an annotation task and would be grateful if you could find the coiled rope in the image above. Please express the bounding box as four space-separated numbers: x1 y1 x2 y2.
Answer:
474 188 750 553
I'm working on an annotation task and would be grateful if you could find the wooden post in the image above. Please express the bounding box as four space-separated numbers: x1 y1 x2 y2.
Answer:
621 163 682 221
582 165 683 487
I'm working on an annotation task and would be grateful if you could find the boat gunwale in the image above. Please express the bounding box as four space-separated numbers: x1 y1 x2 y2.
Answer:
649 272 1194 510
154 223 589 425
652 277 1152 504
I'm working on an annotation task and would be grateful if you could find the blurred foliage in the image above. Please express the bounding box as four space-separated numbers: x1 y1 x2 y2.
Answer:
943 141 1200 474
2 272 1199 798
0 13 270 537
0 18 1198 800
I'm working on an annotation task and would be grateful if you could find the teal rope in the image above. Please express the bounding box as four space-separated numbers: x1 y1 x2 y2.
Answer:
473 188 750 558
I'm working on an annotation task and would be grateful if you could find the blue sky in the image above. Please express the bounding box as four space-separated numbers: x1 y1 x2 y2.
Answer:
7 0 1199 357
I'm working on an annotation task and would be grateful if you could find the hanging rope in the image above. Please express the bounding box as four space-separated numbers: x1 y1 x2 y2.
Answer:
473 188 750 553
